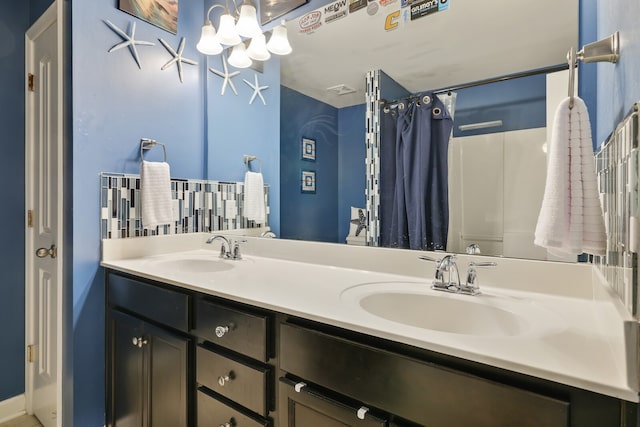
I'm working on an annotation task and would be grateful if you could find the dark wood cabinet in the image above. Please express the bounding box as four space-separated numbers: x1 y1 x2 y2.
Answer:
106 274 190 427
192 297 275 427
105 269 638 427
280 378 389 427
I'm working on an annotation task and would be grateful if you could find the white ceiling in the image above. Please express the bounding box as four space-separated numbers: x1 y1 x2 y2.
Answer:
280 0 579 108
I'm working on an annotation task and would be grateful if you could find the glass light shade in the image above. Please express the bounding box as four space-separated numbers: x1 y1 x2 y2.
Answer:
247 33 271 61
196 23 223 55
236 3 262 38
266 21 292 55
217 13 241 46
227 43 252 68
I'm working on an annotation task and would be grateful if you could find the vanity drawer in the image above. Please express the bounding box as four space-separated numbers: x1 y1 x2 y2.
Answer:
197 389 270 427
107 273 189 332
193 298 270 362
280 323 569 427
197 345 271 417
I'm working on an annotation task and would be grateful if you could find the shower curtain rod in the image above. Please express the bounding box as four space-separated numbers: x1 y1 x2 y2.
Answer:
380 63 569 105
432 63 569 94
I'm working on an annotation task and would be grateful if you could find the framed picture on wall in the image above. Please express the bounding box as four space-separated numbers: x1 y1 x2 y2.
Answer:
119 0 178 34
301 169 316 194
301 137 316 161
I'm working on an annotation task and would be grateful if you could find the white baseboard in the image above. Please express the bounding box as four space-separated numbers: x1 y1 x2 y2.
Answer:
0 394 26 424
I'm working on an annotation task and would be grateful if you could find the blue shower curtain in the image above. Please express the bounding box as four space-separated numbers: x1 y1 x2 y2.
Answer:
380 93 453 250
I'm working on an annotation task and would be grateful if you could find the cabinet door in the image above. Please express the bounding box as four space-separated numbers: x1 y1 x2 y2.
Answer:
110 310 145 427
147 322 189 427
280 378 388 427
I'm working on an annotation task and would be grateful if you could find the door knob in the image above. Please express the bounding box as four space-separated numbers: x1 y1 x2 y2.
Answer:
132 337 148 348
36 244 57 259
219 419 235 427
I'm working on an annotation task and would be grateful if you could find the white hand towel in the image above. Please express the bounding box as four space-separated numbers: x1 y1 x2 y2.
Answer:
140 160 173 229
244 171 266 223
534 96 606 256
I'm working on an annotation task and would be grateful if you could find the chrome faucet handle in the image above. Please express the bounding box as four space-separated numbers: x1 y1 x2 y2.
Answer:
462 261 497 295
231 239 247 260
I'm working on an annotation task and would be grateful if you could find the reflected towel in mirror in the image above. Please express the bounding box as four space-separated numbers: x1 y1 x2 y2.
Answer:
244 171 266 223
140 160 173 228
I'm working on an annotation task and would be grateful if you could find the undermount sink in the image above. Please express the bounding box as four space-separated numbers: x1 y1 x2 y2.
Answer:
146 254 235 274
340 282 564 337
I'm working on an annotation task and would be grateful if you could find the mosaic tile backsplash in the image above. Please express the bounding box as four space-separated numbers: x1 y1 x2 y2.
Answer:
100 173 269 239
594 103 639 317
365 69 380 247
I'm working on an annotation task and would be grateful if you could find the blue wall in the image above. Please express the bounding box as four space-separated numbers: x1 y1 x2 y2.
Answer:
594 1 640 145
0 1 28 403
338 104 366 241
280 87 366 243
204 20 281 235
71 0 205 424
451 74 546 137
280 86 339 242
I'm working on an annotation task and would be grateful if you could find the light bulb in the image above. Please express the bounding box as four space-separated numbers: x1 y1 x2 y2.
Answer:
236 1 262 38
247 33 271 61
266 20 292 55
228 43 252 68
217 13 241 46
196 22 223 55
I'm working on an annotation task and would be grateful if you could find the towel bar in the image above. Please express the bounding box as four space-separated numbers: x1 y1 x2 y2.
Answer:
140 138 167 163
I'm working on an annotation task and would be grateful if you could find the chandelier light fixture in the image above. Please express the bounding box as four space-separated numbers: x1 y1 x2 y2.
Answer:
196 1 292 69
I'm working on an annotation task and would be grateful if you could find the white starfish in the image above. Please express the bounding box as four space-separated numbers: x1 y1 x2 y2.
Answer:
243 73 269 105
159 37 198 83
104 20 155 69
209 55 240 96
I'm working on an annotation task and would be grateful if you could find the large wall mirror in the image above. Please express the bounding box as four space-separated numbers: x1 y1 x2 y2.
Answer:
277 0 579 260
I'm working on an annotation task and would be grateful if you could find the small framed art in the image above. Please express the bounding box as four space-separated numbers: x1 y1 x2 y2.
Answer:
301 169 316 194
301 137 316 161
119 0 178 34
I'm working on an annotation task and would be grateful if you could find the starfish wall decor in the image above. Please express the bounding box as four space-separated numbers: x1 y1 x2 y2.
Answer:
159 37 198 83
209 55 240 96
104 20 155 69
243 73 269 105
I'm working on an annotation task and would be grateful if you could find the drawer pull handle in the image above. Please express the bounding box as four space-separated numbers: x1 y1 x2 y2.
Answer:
132 337 148 348
215 323 234 338
294 382 307 393
219 419 235 427
357 406 369 420
217 372 234 386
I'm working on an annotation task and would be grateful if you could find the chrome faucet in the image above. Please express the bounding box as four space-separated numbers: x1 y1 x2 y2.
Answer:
206 235 231 259
419 255 496 296
419 254 461 292
206 235 246 260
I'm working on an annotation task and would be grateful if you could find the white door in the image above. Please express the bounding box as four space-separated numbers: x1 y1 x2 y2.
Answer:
25 3 64 427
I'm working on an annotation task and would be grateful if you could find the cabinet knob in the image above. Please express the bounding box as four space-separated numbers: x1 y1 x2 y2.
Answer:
132 337 148 348
215 323 234 338
219 419 235 427
217 372 234 387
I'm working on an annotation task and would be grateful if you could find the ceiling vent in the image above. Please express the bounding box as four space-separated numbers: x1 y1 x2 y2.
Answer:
326 84 357 95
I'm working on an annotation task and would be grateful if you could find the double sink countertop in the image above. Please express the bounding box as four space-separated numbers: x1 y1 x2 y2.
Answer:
101 232 639 402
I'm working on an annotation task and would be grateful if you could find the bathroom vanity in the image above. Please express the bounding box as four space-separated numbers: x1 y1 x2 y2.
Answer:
102 234 639 427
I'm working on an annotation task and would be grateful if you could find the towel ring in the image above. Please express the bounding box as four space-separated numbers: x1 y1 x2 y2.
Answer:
140 138 167 163
567 47 577 110
243 154 262 173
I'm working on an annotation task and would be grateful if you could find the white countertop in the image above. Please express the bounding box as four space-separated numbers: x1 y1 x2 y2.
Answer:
101 233 639 402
